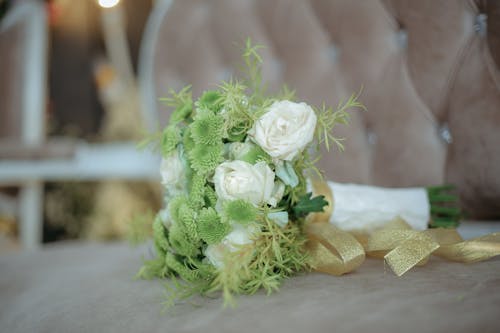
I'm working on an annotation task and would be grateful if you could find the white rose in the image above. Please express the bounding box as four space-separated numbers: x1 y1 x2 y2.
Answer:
249 100 317 161
160 151 185 193
204 224 259 268
213 160 275 206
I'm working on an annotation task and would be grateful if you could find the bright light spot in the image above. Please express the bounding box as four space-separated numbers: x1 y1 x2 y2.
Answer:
98 0 120 8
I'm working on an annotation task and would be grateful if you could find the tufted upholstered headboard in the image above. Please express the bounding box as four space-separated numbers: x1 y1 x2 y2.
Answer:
139 0 500 218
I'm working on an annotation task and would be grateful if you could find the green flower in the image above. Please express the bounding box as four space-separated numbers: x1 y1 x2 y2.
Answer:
188 142 224 174
190 111 224 145
197 90 223 113
224 199 258 225
152 215 170 255
168 222 199 257
197 207 230 245
161 125 180 157
167 195 189 224
189 172 207 209
177 203 199 242
170 100 193 124
182 127 196 153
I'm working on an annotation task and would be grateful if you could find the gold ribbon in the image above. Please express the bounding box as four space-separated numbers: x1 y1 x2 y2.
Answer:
305 181 500 276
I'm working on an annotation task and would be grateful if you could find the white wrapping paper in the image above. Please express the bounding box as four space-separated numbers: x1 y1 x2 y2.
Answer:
327 182 429 232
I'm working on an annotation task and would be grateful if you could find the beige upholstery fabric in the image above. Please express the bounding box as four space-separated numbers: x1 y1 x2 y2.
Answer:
149 0 500 218
1 237 499 333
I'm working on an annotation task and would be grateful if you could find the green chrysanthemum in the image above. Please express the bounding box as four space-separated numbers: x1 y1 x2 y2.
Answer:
168 195 189 224
188 143 224 174
170 100 193 124
189 172 207 209
190 111 224 145
168 222 199 257
224 199 258 225
197 90 223 113
161 125 180 157
197 207 230 245
182 127 196 153
177 203 199 242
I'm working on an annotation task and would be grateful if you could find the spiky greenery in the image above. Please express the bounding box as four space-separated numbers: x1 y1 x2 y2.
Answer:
315 91 365 152
137 38 360 306
209 216 310 306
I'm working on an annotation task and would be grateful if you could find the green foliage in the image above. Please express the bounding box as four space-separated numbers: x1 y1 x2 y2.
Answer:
217 80 256 140
427 185 461 228
197 207 230 245
224 200 258 225
136 131 162 152
208 217 310 306
188 142 224 174
159 85 193 124
204 185 218 208
239 145 271 164
190 111 224 145
160 125 180 157
165 253 200 282
292 192 329 218
241 38 264 98
136 256 169 280
315 91 365 151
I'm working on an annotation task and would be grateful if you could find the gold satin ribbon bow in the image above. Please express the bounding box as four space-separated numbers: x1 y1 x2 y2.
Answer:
305 181 500 276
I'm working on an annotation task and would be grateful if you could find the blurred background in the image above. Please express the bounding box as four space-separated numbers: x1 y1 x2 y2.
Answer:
1 0 499 253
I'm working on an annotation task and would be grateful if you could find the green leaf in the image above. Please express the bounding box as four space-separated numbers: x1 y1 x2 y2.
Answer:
292 192 328 217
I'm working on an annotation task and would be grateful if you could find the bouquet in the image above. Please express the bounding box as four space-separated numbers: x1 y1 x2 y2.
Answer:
137 41 499 305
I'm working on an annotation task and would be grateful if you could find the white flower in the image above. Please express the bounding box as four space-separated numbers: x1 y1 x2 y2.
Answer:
213 160 275 206
160 151 185 194
249 100 317 161
204 224 259 268
269 181 285 207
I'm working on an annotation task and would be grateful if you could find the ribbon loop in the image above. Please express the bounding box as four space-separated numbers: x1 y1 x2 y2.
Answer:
305 222 365 276
306 181 500 277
